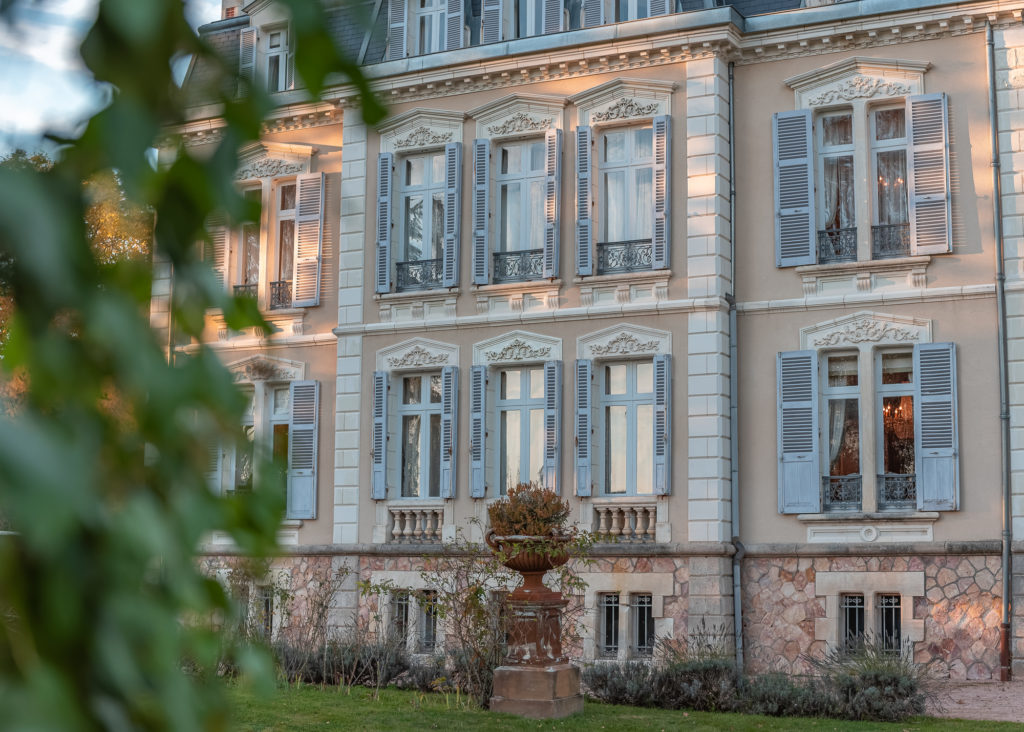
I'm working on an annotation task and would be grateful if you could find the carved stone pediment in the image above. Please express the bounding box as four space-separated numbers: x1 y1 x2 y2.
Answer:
394 126 453 149
378 338 459 371
785 57 930 109
227 355 304 383
234 141 314 180
473 331 562 365
592 97 659 122
569 78 675 127
800 312 931 349
808 76 912 106
379 109 465 153
488 112 551 136
235 158 305 180
577 324 671 359
468 93 565 140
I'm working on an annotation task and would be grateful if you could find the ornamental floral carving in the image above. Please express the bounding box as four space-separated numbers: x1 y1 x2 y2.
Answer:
484 338 552 362
808 76 912 105
394 126 454 149
811 320 921 347
591 97 658 122
488 112 551 136
387 346 449 368
235 158 305 180
231 360 298 382
589 332 660 356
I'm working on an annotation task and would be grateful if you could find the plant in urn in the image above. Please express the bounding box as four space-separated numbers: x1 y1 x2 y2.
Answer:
485 483 583 718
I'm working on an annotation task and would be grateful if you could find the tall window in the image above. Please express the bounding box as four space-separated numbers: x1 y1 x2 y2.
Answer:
877 351 915 509
233 388 256 491
600 126 653 244
877 594 902 653
238 188 261 297
223 385 290 494
269 386 290 486
413 0 446 55
871 107 910 258
273 181 296 309
496 139 545 254
615 0 649 21
822 354 860 511
419 590 439 652
631 594 654 657
840 594 865 651
817 112 856 263
391 591 411 643
397 152 445 289
399 374 443 499
496 367 545 494
265 28 291 93
514 0 543 37
601 361 654 496
598 594 619 658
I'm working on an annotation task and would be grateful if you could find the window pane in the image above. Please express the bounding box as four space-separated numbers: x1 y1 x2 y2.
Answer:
882 352 913 384
822 155 855 230
603 171 626 242
529 368 544 399
636 404 653 495
532 0 543 35
272 423 289 483
875 108 906 141
279 183 296 210
822 114 853 146
529 140 545 172
404 196 424 260
431 192 444 259
828 355 858 387
429 413 441 497
235 425 255 491
636 0 648 19
615 0 627 22
501 409 521 492
606 364 627 395
599 594 619 657
530 408 544 484
500 182 521 252
606 406 627 494
527 179 545 250
632 594 654 655
269 32 282 48
402 415 421 497
430 375 442 404
242 223 260 285
877 595 902 653
501 145 522 175
392 592 410 642
827 398 860 476
431 153 445 183
636 362 653 393
634 127 653 160
272 387 290 417
501 370 521 400
632 167 652 239
403 376 422 404
406 158 424 187
876 149 908 226
882 395 915 475
841 594 865 651
268 55 281 92
604 131 626 163
278 219 294 280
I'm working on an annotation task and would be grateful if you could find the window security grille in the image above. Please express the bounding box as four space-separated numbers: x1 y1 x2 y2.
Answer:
877 594 902 654
598 594 619 658
631 594 654 656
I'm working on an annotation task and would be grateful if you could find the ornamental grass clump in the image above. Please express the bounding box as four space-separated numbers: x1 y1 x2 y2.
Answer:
487 482 570 536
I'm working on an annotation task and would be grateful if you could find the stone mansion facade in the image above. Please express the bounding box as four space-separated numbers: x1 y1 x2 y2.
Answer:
157 0 1024 679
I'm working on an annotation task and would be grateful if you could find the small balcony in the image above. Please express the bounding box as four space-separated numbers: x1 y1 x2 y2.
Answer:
389 506 444 543
877 473 916 510
872 223 911 260
596 239 653 275
396 258 443 292
822 474 862 512
817 228 857 264
233 283 258 298
592 502 656 543
493 249 543 284
269 280 292 310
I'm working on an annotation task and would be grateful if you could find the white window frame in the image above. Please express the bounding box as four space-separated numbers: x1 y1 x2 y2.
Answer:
630 593 654 657
597 593 619 658
397 152 446 266
236 186 263 293
820 351 861 510
220 383 290 495
596 360 655 497
494 366 546 495
395 372 444 500
614 0 649 22
413 0 447 55
868 104 910 229
815 109 856 234
263 25 293 93
597 123 654 245
271 178 296 303
418 590 440 652
875 348 916 506
513 0 544 38
494 137 547 255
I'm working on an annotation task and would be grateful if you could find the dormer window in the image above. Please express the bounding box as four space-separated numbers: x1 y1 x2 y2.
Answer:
265 27 291 93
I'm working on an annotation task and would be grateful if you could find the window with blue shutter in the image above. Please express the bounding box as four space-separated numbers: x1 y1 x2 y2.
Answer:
543 128 561 279
543 360 562 493
440 365 459 498
583 0 603 26
286 380 319 520
442 142 462 287
481 0 502 42
372 371 388 500
204 213 229 291
575 359 593 496
238 27 256 94
388 0 407 60
376 153 393 293
652 115 671 270
777 350 820 514
575 126 593 276
773 110 816 267
543 0 562 33
292 172 323 307
907 94 951 256
446 0 464 50
469 365 487 498
653 354 671 495
914 342 958 510
472 139 490 285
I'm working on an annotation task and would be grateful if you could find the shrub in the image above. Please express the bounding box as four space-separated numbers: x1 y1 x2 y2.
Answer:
275 637 408 688
399 656 451 693
739 673 832 718
653 658 739 712
487 482 570 536
581 662 659 707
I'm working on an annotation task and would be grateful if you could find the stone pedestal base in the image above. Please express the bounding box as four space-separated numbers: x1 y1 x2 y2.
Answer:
489 663 583 719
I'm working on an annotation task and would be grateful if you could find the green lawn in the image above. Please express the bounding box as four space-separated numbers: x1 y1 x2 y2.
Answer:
228 684 1020 732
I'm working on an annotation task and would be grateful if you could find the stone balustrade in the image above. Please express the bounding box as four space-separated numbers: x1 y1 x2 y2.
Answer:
593 503 657 543
389 506 444 543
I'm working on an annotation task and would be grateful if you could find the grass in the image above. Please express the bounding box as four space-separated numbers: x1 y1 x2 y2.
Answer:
228 683 1022 732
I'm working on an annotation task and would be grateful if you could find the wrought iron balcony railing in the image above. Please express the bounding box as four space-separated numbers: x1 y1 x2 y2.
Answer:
596 239 653 275
269 280 292 310
396 258 443 292
817 228 857 264
872 223 910 259
233 283 258 299
878 473 916 510
822 474 862 512
493 249 544 284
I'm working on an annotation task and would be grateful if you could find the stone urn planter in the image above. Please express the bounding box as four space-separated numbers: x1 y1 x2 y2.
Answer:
484 484 583 719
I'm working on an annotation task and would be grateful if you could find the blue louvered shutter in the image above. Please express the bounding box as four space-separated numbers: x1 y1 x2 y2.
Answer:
653 354 672 495
205 213 228 290
440 365 459 498
777 350 819 514
575 359 593 496
205 440 223 494
576 126 593 276
469 365 487 498
914 343 958 510
481 0 502 42
472 139 490 285
543 128 561 279
773 110 815 267
376 153 393 293
286 380 319 519
907 94 951 256
446 0 464 49
372 371 388 500
543 360 562 493
652 115 671 270
443 142 462 287
238 27 256 95
387 0 406 60
583 0 603 26
649 0 668 15
292 172 324 307
543 0 562 33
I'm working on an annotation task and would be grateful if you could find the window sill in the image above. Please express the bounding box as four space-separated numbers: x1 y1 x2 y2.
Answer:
574 269 671 308
797 511 939 544
795 256 931 297
375 287 460 302
588 495 660 503
209 307 307 339
473 278 561 295
573 268 671 287
474 280 562 315
377 289 458 323
797 511 939 522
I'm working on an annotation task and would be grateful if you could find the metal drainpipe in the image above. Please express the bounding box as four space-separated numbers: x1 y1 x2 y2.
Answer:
727 60 744 672
987 22 1013 682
